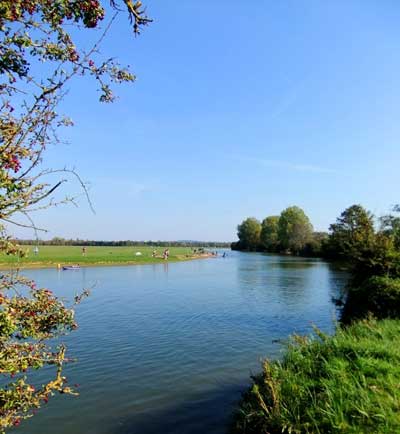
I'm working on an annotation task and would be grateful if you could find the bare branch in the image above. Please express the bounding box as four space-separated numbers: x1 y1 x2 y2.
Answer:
1 217 48 232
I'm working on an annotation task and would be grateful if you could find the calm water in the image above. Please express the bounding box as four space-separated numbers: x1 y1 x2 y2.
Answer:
15 251 347 434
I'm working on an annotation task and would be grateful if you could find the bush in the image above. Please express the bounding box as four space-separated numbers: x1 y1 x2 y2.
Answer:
342 276 400 322
230 318 400 434
348 234 400 286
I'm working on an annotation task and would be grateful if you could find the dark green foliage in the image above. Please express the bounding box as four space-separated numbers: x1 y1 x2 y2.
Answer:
341 231 400 320
260 216 279 252
301 231 329 257
231 241 242 251
350 234 400 284
342 277 400 323
327 205 375 260
237 218 261 251
234 208 327 257
379 205 400 251
278 206 313 254
231 318 400 434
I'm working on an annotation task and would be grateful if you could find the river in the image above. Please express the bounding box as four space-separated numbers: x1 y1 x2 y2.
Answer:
16 251 347 434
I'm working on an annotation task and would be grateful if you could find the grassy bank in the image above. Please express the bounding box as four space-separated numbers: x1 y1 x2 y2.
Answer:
0 245 213 268
231 318 400 434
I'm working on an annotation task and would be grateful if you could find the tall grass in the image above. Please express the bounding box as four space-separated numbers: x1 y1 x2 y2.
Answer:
231 318 400 434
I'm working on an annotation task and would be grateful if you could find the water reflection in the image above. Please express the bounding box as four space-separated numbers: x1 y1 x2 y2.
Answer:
268 261 315 269
17 252 347 434
236 253 316 307
113 383 242 434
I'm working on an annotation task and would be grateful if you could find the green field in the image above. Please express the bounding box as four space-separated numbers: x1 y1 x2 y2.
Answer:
0 245 209 268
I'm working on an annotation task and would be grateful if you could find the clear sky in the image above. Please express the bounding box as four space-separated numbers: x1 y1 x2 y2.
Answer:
13 0 400 241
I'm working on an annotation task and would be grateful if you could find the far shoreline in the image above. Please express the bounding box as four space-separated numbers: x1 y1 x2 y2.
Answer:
0 253 217 270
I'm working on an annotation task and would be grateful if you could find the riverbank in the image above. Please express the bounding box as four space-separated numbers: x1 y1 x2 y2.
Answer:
231 318 400 433
231 210 400 433
0 245 218 269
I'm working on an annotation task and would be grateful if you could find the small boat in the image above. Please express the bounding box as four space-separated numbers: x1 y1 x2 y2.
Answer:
62 265 81 270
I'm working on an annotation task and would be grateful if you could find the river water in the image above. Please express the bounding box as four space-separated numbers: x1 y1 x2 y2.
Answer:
15 251 347 434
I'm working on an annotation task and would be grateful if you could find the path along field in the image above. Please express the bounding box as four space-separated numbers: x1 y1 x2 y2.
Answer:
0 245 211 269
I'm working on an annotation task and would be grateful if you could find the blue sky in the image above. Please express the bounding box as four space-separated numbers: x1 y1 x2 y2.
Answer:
13 1 400 241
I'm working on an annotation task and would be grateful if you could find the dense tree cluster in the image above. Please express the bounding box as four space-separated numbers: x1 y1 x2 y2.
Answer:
232 204 400 260
336 205 400 322
236 218 262 252
232 206 317 255
260 216 279 252
278 206 313 254
325 205 375 260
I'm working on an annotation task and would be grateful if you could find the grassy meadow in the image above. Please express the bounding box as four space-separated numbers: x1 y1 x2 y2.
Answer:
0 245 207 268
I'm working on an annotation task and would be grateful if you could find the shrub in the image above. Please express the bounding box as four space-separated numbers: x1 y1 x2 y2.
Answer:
342 276 400 322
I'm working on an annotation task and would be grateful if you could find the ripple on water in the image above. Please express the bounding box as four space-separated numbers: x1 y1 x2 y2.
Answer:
16 252 348 434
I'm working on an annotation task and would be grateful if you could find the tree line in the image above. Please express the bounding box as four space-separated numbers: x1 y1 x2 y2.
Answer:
232 205 320 256
15 238 231 248
232 204 400 260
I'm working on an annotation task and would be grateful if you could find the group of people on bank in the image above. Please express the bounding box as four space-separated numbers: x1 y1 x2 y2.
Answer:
152 249 169 260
